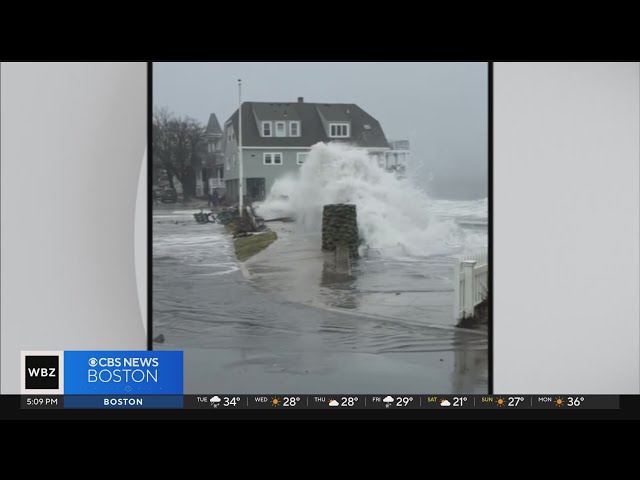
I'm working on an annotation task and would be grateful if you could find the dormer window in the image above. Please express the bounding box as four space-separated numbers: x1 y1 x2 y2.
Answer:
262 121 272 137
329 123 350 138
275 121 286 137
290 121 300 137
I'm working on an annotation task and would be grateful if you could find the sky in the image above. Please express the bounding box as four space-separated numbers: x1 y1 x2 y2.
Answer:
153 62 488 200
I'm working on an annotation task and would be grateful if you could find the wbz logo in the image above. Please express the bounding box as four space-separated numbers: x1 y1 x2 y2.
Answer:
26 356 58 389
21 351 64 393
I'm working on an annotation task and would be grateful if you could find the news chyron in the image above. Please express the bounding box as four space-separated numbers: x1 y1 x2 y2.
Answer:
21 351 183 401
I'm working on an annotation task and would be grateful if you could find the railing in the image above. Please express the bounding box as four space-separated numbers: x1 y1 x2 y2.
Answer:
453 250 488 320
208 178 225 189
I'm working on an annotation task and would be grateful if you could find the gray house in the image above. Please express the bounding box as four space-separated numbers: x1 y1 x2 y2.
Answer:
221 97 391 203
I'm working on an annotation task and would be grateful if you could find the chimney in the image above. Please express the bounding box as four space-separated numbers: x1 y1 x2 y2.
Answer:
297 97 304 103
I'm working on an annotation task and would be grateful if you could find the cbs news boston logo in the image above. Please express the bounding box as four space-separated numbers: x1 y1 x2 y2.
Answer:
21 351 183 395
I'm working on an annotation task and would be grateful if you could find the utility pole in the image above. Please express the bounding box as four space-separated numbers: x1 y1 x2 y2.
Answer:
238 78 244 216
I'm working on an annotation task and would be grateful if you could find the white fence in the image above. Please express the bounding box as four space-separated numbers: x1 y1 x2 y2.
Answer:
453 250 488 320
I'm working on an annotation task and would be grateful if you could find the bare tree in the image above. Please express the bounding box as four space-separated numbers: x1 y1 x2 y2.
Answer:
152 107 174 187
152 107 205 199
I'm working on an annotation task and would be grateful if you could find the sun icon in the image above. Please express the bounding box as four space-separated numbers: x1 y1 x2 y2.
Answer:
555 397 564 407
271 397 280 407
496 397 505 407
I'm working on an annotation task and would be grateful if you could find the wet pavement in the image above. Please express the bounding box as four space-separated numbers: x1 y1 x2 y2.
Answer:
245 222 461 326
153 208 487 394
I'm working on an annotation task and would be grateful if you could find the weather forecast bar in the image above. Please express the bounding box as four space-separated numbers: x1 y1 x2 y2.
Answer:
181 395 619 409
20 395 620 409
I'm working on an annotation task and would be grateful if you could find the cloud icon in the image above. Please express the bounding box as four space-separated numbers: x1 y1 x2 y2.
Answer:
328 399 339 407
440 399 451 407
211 396 221 403
383 396 394 403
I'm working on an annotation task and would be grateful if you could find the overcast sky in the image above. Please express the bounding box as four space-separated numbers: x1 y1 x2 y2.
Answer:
154 62 488 199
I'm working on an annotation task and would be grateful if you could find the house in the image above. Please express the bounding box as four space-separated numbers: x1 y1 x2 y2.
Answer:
198 113 225 197
221 97 391 203
384 139 411 178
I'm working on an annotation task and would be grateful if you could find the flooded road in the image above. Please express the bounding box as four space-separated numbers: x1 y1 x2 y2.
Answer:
246 222 462 325
153 208 487 394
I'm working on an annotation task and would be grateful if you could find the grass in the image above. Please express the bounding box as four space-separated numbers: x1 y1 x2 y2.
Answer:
225 215 253 235
234 231 277 262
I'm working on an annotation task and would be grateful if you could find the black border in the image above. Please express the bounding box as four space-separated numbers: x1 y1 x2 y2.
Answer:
147 62 154 351
487 62 493 394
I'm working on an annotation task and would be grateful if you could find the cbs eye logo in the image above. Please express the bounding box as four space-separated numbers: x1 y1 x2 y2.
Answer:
88 358 98 367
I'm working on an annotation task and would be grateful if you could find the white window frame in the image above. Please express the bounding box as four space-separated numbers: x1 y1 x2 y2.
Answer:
264 152 283 165
262 121 272 137
296 152 309 165
275 121 286 137
289 121 301 137
329 123 350 138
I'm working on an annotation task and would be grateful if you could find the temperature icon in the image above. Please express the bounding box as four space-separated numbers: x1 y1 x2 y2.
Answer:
566 397 585 407
395 397 413 407
508 397 525 407
282 397 301 407
452 396 468 407
224 397 241 407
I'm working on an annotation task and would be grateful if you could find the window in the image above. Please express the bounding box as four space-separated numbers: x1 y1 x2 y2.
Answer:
263 152 283 165
262 121 272 137
329 123 350 138
297 152 309 165
290 121 300 137
275 121 286 137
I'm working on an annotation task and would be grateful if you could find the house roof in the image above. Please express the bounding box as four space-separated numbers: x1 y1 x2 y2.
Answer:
316 104 352 122
252 103 301 122
225 101 389 149
205 113 222 136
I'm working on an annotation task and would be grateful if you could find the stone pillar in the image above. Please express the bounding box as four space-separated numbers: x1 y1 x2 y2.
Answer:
322 204 359 259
